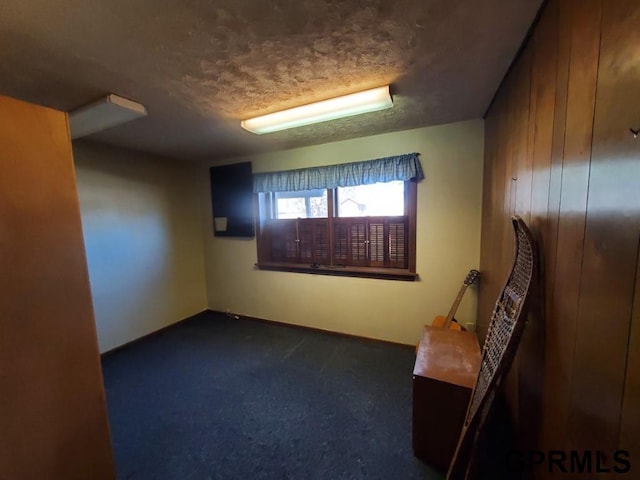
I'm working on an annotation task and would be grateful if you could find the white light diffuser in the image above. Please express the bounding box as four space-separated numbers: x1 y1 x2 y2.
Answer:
241 85 393 134
69 93 147 139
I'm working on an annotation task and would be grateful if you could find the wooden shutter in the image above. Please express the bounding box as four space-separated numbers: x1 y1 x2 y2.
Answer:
349 221 368 266
256 182 416 275
298 219 314 263
368 218 386 267
313 220 330 264
334 216 408 268
298 218 330 264
267 218 330 265
333 218 368 266
268 220 298 262
333 221 349 265
387 216 408 268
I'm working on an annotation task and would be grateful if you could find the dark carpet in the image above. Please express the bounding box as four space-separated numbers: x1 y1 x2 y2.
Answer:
101 311 442 480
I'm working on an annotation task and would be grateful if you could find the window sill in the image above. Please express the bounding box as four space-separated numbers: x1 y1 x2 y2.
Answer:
255 262 418 281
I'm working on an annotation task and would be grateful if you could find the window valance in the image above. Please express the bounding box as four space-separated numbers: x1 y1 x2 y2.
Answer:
253 153 423 193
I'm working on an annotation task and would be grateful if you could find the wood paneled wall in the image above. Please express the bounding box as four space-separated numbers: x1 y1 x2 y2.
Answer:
479 0 640 476
0 95 115 479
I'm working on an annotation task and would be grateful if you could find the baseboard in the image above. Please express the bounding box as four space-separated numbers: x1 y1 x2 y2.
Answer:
207 309 415 350
100 310 210 357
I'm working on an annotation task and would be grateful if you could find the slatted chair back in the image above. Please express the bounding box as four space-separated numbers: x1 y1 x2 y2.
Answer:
447 216 539 480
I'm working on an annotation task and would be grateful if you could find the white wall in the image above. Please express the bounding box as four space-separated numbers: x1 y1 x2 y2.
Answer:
74 141 208 352
202 120 484 345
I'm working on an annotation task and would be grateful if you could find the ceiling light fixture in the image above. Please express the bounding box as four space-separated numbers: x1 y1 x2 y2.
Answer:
241 85 393 135
69 94 147 139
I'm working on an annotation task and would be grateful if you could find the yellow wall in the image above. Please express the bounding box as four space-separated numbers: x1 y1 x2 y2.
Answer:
74 141 208 352
202 120 484 345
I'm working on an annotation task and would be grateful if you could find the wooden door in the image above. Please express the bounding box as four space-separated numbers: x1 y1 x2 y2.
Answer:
0 95 115 479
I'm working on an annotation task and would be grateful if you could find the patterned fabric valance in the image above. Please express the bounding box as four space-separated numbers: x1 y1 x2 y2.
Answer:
253 153 423 193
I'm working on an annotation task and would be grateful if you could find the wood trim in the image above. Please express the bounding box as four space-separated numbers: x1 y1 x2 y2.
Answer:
254 194 268 264
208 309 417 349
406 180 417 272
100 310 211 356
255 261 417 281
328 188 335 261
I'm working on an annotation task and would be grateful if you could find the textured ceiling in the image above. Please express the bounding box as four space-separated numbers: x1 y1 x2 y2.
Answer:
0 0 542 162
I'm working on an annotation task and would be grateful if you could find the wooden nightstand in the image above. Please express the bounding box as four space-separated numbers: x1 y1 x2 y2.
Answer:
412 326 481 471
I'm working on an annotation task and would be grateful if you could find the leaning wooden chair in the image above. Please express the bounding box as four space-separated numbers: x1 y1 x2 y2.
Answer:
446 215 539 479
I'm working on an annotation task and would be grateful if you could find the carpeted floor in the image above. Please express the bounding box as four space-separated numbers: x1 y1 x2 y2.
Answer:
101 311 443 479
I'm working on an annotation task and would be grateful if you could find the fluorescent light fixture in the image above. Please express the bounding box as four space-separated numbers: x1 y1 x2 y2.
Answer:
69 94 147 139
241 85 393 134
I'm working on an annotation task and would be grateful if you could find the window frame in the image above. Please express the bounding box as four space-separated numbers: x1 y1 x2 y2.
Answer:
255 180 417 281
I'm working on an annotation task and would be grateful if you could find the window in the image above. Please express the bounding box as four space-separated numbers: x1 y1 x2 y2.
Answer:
272 189 327 219
336 181 404 217
253 153 422 281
